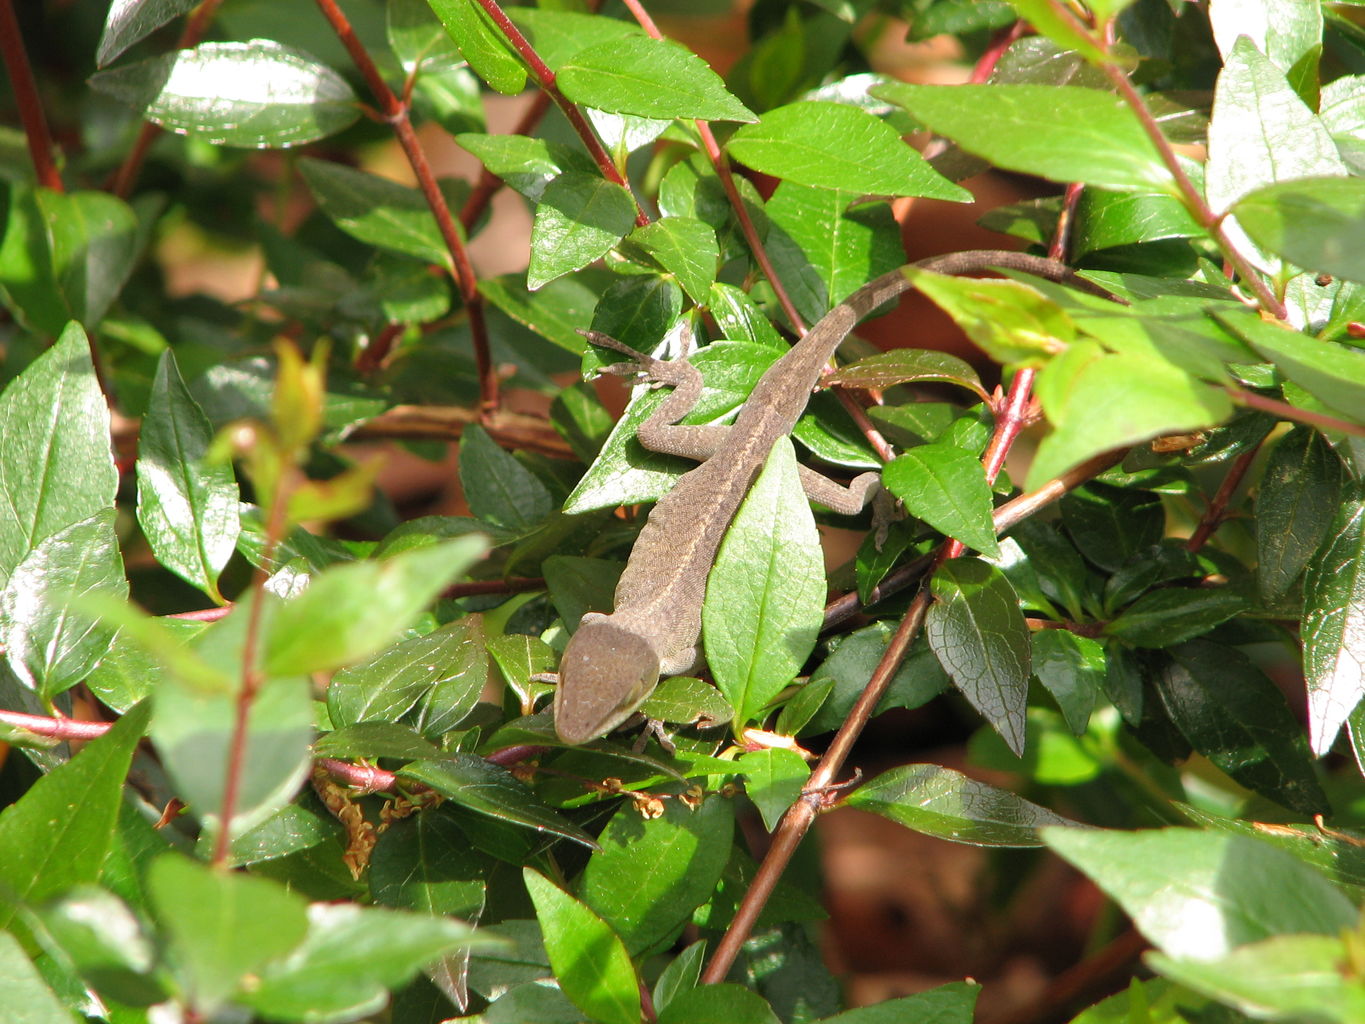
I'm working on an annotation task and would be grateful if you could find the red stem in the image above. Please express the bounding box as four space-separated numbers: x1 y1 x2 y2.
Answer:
1031 0 1287 319
0 709 110 741
470 0 649 228
313 0 500 414
1227 387 1365 437
1185 439 1264 552
0 0 62 190
211 480 290 867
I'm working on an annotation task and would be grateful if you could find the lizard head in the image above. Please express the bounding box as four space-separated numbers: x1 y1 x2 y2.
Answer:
554 612 661 745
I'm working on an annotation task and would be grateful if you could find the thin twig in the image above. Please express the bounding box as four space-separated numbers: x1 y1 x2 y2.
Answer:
1033 0 1286 318
471 0 649 228
0 0 62 191
0 709 110 741
1185 439 1263 552
1227 387 1365 437
823 447 1127 631
702 589 932 983
212 474 290 867
313 0 499 414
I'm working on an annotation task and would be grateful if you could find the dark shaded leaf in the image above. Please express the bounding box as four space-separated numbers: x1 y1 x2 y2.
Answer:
846 763 1080 846
1156 640 1327 815
926 558 1031 755
1256 426 1345 599
1302 482 1365 755
400 755 597 849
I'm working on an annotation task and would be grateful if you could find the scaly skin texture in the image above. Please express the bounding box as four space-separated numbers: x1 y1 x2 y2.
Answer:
552 251 1083 745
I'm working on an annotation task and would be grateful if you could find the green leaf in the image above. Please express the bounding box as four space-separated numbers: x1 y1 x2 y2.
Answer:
820 980 979 1023
265 536 487 676
152 611 314 838
0 702 149 933
1003 1 1109 63
627 217 718 306
1031 629 1103 735
97 0 201 67
0 323 117 587
89 40 360 148
1030 346 1232 489
1 508 126 699
459 423 555 531
726 101 968 200
782 628 948 736
657 983 782 1024
1205 37 1345 266
585 275 686 366
1060 482 1164 575
1150 933 1365 1024
579 795 734 955
1257 426 1346 600
313 722 440 761
558 36 755 122
327 616 487 729
1072 188 1203 258
704 439 826 728
298 158 448 266
652 939 707 1015
1302 482 1365 756
825 348 987 401
708 282 786 350
1044 827 1357 959
1176 802 1365 901
1234 177 1365 284
0 931 78 1024
523 869 641 1024
424 0 527 95
739 749 810 832
527 172 639 290
1220 310 1365 420
639 674 734 729
873 83 1171 192
846 763 1079 846
564 342 775 513
137 351 239 600
245 901 490 1022
399 755 597 849
926 558 1031 755
1104 587 1247 647
387 0 462 74
902 265 1075 367
457 132 594 202
883 441 1000 557
0 188 140 332
147 854 309 1013
371 810 486 917
1208 0 1323 99
479 270 608 353
1156 640 1327 815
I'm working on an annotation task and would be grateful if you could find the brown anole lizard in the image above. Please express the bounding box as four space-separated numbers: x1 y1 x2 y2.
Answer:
552 250 1083 745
